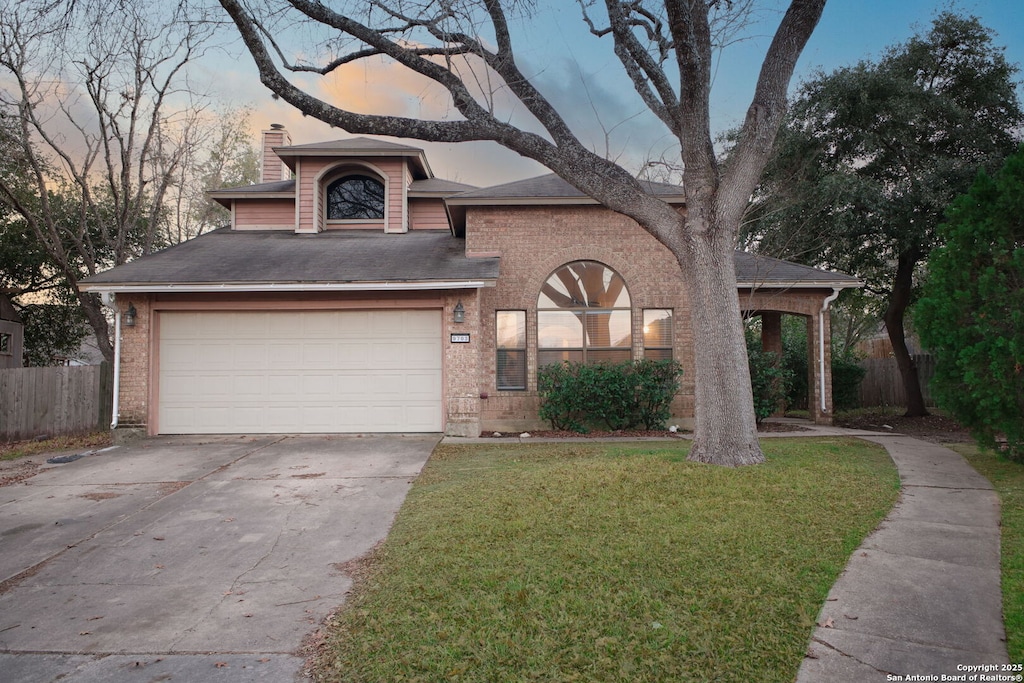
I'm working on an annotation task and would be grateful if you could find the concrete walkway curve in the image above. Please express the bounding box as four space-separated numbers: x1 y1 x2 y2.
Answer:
794 431 1009 682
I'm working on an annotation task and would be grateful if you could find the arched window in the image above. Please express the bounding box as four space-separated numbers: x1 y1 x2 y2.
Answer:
537 261 632 367
325 175 385 220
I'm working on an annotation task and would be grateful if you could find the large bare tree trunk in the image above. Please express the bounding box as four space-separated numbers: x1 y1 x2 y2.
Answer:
884 250 929 417
681 226 762 465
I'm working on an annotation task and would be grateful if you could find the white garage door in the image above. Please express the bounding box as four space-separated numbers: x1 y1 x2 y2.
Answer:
158 310 442 434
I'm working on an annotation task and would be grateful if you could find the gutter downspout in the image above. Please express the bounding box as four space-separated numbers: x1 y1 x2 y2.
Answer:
100 293 121 430
819 287 842 414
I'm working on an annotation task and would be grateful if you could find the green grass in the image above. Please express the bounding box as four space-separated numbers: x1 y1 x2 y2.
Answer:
950 443 1024 661
0 431 112 462
315 438 899 683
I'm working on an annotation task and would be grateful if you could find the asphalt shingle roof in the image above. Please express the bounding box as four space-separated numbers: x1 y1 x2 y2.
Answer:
448 173 685 202
80 229 499 288
734 251 860 287
275 137 425 154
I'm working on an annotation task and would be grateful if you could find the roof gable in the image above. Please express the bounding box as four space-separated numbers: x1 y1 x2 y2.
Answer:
273 136 434 179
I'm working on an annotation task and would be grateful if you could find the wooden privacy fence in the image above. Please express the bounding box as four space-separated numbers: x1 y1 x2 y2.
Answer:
0 363 113 442
858 354 937 408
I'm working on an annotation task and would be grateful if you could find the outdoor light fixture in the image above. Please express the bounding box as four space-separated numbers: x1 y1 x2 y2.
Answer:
124 303 137 328
453 301 465 324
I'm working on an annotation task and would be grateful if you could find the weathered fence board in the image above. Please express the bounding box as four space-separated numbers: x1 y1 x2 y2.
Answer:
0 363 112 442
858 354 937 409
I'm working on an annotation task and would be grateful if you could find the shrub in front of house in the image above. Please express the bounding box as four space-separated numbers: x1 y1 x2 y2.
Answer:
537 359 683 432
746 342 793 424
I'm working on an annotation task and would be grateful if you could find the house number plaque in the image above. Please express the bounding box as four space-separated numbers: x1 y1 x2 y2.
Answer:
450 333 471 343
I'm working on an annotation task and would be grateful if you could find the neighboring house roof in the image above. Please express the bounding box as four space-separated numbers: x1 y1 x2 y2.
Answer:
447 173 686 204
0 294 22 323
79 229 499 293
734 252 861 289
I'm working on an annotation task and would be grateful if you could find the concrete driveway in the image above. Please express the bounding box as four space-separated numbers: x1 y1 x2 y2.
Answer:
0 433 438 682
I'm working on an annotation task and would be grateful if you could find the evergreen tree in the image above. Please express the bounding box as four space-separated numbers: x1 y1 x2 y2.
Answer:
916 148 1024 460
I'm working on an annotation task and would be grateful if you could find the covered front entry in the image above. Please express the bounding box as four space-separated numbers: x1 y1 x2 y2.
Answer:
157 309 442 434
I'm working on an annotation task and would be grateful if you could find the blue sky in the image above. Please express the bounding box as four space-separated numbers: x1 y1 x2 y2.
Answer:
214 1 1024 187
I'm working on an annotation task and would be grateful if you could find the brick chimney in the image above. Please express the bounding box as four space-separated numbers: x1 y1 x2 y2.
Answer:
260 123 292 183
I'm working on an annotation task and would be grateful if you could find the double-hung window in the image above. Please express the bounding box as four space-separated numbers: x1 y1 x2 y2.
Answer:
643 309 673 360
496 311 526 390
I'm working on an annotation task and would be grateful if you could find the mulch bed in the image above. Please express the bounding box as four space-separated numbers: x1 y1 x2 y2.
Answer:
834 411 972 444
482 422 811 438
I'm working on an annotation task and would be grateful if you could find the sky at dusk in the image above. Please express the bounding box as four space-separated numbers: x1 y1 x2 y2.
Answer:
205 0 1024 188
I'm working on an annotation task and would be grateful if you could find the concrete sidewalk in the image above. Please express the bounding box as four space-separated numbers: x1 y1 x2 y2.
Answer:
796 433 1008 682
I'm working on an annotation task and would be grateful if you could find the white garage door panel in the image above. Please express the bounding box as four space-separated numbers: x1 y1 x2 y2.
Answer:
159 310 442 434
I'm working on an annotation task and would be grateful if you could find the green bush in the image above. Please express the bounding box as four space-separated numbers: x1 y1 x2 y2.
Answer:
537 359 683 432
782 327 809 410
775 318 866 413
831 352 867 411
745 336 793 424
916 148 1024 461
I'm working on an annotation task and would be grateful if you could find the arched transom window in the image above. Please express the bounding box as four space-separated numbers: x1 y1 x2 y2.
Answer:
326 174 385 220
537 261 632 366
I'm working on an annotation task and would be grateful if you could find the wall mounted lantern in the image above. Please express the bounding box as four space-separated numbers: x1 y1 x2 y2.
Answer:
124 303 137 328
453 301 465 324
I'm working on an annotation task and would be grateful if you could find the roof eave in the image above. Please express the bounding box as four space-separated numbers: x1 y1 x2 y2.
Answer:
736 280 863 290
206 191 295 200
274 147 433 179
79 279 496 294
446 196 686 206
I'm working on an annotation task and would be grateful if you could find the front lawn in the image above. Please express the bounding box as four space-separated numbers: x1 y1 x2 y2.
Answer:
950 444 1024 662
314 438 898 683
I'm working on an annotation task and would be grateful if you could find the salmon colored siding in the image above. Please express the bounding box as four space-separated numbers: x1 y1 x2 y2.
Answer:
233 199 296 230
409 198 450 230
383 160 406 233
294 158 408 233
298 158 332 233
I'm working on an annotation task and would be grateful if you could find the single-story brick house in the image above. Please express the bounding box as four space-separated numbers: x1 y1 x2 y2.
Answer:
80 125 859 437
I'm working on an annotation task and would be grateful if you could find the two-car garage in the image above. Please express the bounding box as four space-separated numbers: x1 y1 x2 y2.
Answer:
157 309 443 434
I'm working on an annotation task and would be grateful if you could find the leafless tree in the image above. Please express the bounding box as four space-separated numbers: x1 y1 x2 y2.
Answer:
171 106 262 243
218 0 826 465
0 0 216 362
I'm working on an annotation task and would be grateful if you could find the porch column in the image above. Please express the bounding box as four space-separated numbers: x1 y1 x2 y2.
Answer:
760 311 782 353
760 311 784 416
807 310 835 425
